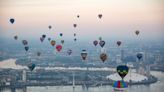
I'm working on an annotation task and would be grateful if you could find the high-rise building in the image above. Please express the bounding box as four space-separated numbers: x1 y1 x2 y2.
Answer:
22 70 26 82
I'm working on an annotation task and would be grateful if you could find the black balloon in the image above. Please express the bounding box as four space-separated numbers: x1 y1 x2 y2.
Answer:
10 18 15 24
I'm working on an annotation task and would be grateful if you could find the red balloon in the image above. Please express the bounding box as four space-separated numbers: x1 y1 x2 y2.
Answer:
56 45 62 52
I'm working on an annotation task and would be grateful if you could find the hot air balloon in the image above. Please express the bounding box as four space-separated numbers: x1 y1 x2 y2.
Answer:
99 40 105 48
73 24 77 28
42 34 46 38
81 50 88 60
48 25 52 29
28 63 36 71
40 37 44 42
100 53 107 63
99 37 102 41
117 41 122 47
10 18 15 24
56 45 62 52
136 53 143 60
74 38 77 42
67 49 72 55
113 80 128 91
48 38 51 41
135 30 140 35
61 40 64 44
51 40 56 46
24 46 29 51
14 35 18 40
117 65 129 80
93 40 98 46
37 52 41 56
60 33 63 37
77 15 80 18
98 14 102 19
74 33 76 37
22 40 28 46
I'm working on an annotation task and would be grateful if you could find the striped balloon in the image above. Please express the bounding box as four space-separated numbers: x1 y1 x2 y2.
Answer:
113 80 128 88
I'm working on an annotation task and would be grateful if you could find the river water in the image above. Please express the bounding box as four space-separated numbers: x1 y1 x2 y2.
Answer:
0 59 164 92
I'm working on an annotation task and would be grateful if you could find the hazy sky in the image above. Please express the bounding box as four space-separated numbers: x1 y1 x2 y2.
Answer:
0 0 163 41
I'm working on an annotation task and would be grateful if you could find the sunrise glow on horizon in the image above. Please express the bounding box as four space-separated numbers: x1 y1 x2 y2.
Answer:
0 0 163 41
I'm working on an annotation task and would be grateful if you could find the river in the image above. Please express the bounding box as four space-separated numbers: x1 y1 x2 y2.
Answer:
0 59 164 92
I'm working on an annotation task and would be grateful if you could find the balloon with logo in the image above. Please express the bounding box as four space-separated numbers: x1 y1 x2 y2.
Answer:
81 50 88 61
93 40 98 46
117 65 129 80
56 45 62 52
51 40 56 46
10 18 15 24
100 53 107 63
99 40 105 48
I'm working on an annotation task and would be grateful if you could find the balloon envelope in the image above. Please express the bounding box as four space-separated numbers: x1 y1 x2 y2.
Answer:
24 46 29 51
99 40 105 48
42 34 46 38
99 37 102 41
14 36 18 40
40 37 44 42
81 50 87 60
74 38 77 42
60 33 63 37
77 15 80 18
74 33 76 37
117 65 129 80
56 45 62 52
51 40 56 46
100 53 107 62
48 38 51 41
137 53 143 60
98 14 102 19
48 25 52 29
117 41 122 46
10 18 15 24
28 63 36 71
73 24 77 28
22 40 28 45
61 40 64 44
67 49 72 55
113 80 128 88
37 52 41 56
135 30 140 35
93 40 98 46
